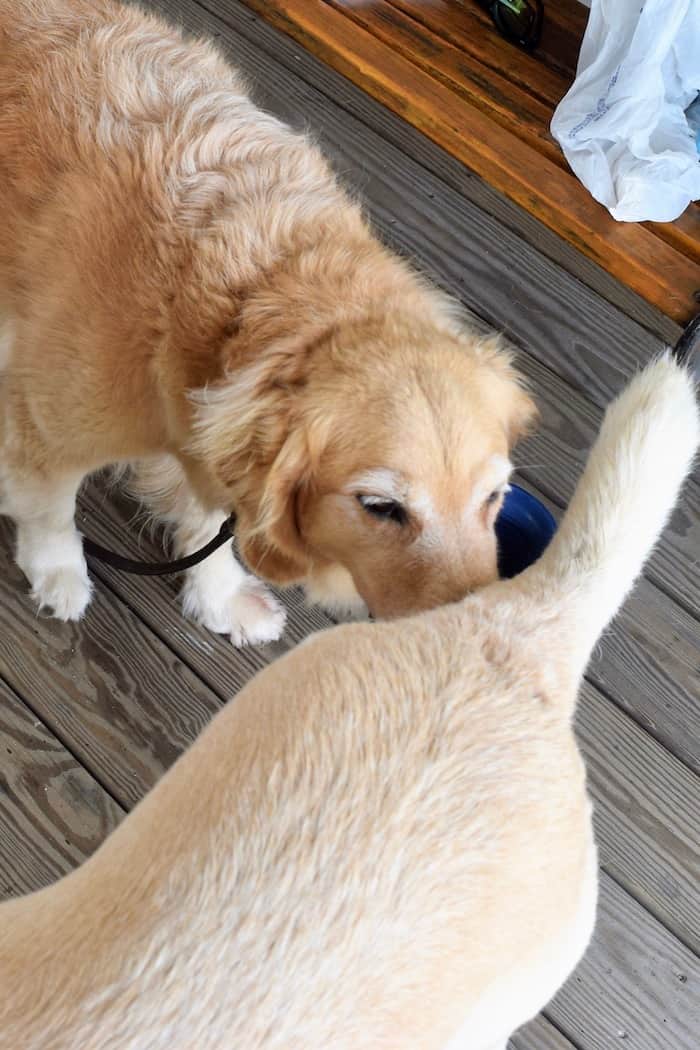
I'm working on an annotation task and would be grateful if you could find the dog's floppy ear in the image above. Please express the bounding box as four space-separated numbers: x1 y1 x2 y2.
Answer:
189 327 330 583
236 424 317 583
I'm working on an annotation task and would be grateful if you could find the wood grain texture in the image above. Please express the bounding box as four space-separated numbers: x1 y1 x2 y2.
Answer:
398 0 700 265
549 872 700 1050
150 0 682 344
330 0 567 168
0 517 222 809
509 1015 579 1050
352 0 700 268
578 684 700 955
240 0 700 322
196 0 680 343
594 586 700 776
0 680 124 900
391 0 571 109
519 0 588 80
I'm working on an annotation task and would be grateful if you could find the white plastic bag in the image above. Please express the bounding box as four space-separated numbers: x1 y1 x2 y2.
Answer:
550 0 700 222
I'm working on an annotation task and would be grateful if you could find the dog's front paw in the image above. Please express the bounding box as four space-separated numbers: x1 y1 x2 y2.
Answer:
30 565 93 621
227 578 287 647
182 574 286 647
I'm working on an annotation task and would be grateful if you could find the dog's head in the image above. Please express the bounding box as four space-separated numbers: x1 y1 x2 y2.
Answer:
191 317 536 619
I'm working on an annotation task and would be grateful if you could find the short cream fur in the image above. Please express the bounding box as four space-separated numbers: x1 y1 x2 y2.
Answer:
1 354 697 1049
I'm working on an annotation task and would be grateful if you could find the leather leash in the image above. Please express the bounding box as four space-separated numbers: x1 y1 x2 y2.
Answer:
83 512 237 576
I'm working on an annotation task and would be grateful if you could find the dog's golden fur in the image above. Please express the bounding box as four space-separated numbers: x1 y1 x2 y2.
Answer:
1 356 697 1050
0 0 535 645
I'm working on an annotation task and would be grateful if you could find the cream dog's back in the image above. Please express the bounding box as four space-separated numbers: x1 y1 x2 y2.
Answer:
0 614 593 1050
1 355 696 1049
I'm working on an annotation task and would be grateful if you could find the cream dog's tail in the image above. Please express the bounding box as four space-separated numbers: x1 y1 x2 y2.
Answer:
519 353 698 682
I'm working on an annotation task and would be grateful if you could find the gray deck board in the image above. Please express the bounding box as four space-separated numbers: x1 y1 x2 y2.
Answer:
0 517 221 808
0 679 124 900
549 873 700 1050
0 1 697 1047
578 683 700 955
511 1017 579 1050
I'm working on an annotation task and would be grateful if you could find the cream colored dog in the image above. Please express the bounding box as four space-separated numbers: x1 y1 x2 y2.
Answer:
0 0 536 647
1 355 696 1050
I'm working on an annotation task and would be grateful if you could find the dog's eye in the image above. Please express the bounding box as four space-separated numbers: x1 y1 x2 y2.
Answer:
357 494 408 526
485 489 502 506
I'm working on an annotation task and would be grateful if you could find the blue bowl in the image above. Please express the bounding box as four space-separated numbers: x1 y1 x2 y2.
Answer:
495 484 557 579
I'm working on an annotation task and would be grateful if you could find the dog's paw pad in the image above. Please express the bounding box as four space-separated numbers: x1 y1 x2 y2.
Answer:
31 566 93 622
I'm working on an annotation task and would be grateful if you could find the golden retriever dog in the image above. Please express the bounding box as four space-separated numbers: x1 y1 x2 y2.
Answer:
1 356 696 1050
0 0 535 647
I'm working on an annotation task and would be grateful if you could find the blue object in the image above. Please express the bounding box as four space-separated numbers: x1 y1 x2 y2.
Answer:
495 483 557 579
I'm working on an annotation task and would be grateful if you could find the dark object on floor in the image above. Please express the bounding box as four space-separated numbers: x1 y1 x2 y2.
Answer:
478 0 544 51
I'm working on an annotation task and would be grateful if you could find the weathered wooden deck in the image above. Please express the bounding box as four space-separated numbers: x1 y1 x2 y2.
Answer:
242 0 700 326
1 2 698 1048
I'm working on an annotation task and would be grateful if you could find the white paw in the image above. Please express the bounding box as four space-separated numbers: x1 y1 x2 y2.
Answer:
182 575 287 647
30 566 93 621
227 579 287 647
